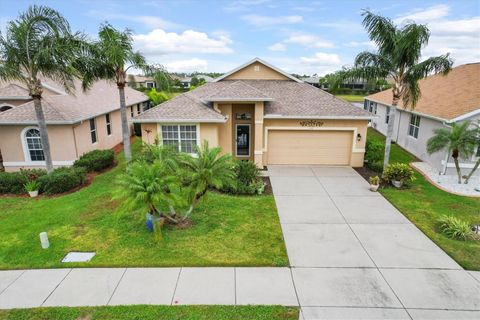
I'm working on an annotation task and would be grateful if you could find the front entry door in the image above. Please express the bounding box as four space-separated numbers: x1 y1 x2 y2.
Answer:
236 124 251 157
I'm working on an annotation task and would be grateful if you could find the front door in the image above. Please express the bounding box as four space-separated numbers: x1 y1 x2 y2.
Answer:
236 124 251 157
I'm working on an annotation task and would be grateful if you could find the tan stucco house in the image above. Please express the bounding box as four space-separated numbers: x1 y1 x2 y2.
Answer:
0 80 149 172
134 58 373 167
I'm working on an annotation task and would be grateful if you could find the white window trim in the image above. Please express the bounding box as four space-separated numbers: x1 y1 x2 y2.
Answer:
158 123 200 155
145 81 155 88
106 113 112 136
89 118 97 144
408 114 421 139
235 123 251 157
21 126 45 163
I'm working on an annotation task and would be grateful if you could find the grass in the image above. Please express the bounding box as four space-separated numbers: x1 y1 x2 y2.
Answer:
367 128 480 270
0 305 299 320
0 139 288 269
334 94 365 103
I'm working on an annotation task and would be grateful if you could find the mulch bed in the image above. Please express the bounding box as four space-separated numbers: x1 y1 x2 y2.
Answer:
354 166 378 183
262 176 273 195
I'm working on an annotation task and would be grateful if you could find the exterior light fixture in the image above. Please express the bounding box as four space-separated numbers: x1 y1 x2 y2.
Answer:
357 133 362 142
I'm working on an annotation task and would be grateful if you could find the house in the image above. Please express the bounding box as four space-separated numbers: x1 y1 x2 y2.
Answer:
301 76 321 88
127 75 156 89
365 63 480 174
196 75 214 83
0 80 149 172
133 58 373 167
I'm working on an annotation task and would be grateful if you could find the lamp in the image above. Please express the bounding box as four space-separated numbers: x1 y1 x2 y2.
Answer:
357 133 362 142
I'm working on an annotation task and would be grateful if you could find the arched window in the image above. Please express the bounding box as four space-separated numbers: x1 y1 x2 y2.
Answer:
24 128 45 161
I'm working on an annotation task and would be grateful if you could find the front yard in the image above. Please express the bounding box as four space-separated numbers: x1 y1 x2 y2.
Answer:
0 140 288 269
334 94 365 103
367 128 480 270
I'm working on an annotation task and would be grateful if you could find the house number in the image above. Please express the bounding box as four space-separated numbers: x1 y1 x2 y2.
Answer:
300 120 324 127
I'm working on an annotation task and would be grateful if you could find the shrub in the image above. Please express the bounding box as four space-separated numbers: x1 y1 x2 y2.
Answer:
24 180 40 192
74 149 115 172
367 161 384 173
38 167 87 195
383 163 415 184
365 139 383 164
19 168 47 181
0 172 28 194
220 160 265 195
369 176 380 185
438 215 474 241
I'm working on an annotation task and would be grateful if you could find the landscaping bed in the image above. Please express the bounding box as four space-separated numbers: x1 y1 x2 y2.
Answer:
0 140 288 269
362 128 480 270
0 305 299 320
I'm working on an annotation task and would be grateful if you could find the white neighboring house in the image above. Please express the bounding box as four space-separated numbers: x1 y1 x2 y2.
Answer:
365 63 480 175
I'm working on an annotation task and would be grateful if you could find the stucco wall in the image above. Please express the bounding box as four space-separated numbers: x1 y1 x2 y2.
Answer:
224 62 290 81
199 123 219 147
140 123 158 144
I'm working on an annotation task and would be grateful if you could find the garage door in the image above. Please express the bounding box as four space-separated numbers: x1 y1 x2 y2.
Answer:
267 130 353 165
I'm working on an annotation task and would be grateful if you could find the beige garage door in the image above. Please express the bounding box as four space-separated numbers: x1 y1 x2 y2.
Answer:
267 130 353 165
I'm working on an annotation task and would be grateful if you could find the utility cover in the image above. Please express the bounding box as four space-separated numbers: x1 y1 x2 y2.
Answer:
62 252 96 263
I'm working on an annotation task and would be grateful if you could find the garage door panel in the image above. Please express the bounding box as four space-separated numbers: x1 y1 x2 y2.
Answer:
267 130 352 165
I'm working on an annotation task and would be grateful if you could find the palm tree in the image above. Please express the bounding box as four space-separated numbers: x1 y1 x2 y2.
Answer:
83 23 149 161
427 122 478 184
464 124 480 184
179 141 236 221
0 6 87 172
334 11 453 170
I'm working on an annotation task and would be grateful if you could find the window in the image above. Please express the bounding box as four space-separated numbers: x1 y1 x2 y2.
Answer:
89 118 97 143
408 114 421 138
24 128 45 161
106 113 112 136
137 104 141 115
363 99 368 111
369 101 377 114
145 81 155 88
254 65 260 72
130 106 134 117
235 112 252 120
476 145 480 157
385 106 390 124
161 125 197 153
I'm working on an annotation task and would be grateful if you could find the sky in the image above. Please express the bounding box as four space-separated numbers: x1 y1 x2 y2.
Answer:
1 0 479 75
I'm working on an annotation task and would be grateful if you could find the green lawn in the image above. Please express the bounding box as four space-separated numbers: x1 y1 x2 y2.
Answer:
0 140 288 269
335 94 365 103
0 305 299 320
368 128 480 270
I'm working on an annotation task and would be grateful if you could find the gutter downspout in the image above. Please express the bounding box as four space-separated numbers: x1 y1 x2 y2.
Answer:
72 122 80 160
395 109 401 143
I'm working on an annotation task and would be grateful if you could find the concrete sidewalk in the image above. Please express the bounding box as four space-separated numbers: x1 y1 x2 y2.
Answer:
1 166 479 320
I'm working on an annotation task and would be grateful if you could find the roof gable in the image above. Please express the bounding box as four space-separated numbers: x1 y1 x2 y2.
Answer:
203 81 272 101
214 58 302 82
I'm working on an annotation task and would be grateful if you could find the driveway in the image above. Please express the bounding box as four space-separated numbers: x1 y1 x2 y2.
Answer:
269 165 480 320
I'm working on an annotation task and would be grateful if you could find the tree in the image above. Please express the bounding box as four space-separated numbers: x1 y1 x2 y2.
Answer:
127 74 137 88
464 124 480 184
334 11 452 170
82 23 149 161
0 5 88 172
146 88 169 106
427 121 478 184
149 64 172 92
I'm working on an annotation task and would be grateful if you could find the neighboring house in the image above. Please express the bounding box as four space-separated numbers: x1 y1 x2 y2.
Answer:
301 76 321 88
128 75 157 89
196 75 214 83
365 62 480 175
134 58 373 167
0 80 149 172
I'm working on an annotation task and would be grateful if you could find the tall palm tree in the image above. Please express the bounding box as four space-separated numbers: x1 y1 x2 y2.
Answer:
83 23 149 161
335 11 453 170
427 121 478 184
0 6 87 172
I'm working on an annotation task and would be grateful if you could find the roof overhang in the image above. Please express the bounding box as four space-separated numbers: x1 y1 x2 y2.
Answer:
446 108 480 123
202 97 273 102
264 114 376 120
132 118 228 124
0 96 31 100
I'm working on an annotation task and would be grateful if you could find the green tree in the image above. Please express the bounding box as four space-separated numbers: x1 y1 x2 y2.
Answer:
334 11 452 170
127 74 137 88
146 88 169 106
0 5 88 172
82 23 149 161
427 121 478 184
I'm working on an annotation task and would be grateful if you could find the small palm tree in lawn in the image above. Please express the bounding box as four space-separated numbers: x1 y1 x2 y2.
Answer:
427 122 478 184
83 23 149 162
0 5 88 172
334 11 453 170
179 141 236 221
463 124 480 184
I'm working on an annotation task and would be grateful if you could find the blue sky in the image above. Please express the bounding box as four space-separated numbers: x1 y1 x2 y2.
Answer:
1 0 479 75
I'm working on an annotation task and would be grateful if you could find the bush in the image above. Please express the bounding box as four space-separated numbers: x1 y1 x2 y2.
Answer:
365 139 383 163
438 216 474 241
74 149 115 172
220 160 265 195
0 172 28 194
38 167 87 195
24 180 40 192
367 161 384 173
369 176 380 185
382 163 415 184
20 168 47 181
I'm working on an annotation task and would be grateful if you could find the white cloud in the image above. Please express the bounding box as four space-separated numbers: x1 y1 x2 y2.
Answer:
394 4 449 24
284 34 334 48
133 29 234 55
164 58 208 72
268 43 287 51
224 0 271 12
241 14 303 27
344 41 376 48
300 52 342 66
87 11 180 30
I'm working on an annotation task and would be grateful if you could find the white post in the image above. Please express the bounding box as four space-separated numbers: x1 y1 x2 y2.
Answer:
39 232 49 249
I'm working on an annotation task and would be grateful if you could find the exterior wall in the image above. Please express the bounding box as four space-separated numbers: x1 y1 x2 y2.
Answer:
140 123 158 144
254 102 264 167
216 103 233 154
262 119 368 167
199 123 219 147
224 62 290 81
369 99 480 175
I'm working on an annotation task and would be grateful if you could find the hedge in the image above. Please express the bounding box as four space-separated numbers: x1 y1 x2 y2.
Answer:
38 167 87 195
74 149 115 172
0 169 47 194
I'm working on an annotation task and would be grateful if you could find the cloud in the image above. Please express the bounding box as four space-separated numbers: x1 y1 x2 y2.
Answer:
394 4 449 24
268 43 287 51
300 52 342 66
224 0 271 12
87 11 180 30
241 14 303 27
133 29 234 55
164 58 208 72
344 41 376 48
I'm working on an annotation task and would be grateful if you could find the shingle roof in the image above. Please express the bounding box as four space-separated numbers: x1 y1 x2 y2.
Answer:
0 84 29 98
367 63 480 121
203 81 272 101
134 80 372 122
0 80 148 124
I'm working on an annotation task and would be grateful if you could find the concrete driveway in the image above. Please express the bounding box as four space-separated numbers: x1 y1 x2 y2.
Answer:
269 165 480 320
